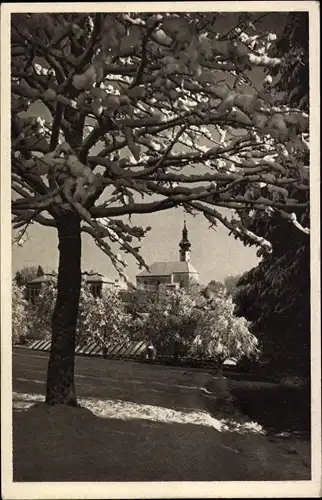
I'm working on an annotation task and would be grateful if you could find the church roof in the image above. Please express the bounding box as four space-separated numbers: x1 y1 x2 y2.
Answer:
137 261 199 277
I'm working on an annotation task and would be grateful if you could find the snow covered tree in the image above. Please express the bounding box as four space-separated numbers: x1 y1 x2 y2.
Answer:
12 281 28 345
11 12 310 404
27 277 131 346
223 274 242 296
233 13 310 376
192 291 259 362
234 211 310 376
202 280 227 299
267 12 309 111
14 265 39 287
82 287 131 349
26 277 57 339
122 288 154 317
138 289 200 357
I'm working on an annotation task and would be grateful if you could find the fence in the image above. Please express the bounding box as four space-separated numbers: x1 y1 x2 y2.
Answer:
26 339 225 371
28 339 150 360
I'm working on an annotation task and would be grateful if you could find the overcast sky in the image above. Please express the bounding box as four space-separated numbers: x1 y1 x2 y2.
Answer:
12 11 292 285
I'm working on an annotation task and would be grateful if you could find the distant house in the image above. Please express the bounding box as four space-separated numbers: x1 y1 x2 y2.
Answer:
136 221 200 292
25 273 56 303
82 272 127 298
25 271 127 302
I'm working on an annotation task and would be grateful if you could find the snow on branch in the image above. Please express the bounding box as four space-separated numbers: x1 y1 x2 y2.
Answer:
11 12 310 263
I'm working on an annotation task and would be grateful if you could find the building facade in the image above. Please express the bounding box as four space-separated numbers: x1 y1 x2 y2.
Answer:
136 222 200 292
25 272 126 302
25 273 56 303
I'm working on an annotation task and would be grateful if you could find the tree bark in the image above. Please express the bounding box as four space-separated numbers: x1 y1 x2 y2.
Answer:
45 212 82 406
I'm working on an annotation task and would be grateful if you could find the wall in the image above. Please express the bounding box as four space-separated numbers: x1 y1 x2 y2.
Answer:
136 275 172 291
172 273 199 288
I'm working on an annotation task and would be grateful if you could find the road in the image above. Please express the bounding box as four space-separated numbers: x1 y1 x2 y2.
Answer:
12 348 310 482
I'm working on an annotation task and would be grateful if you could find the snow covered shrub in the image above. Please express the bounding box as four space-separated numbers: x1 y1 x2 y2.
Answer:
191 293 259 362
82 286 132 348
26 277 131 346
12 281 28 344
137 289 201 357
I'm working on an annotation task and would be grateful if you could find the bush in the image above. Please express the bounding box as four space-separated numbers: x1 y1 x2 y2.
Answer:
12 282 28 345
192 294 259 363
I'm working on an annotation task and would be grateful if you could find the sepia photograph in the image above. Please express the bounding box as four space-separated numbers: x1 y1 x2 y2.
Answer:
1 1 320 498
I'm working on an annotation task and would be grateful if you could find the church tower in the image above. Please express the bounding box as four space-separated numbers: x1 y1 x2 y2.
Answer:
179 221 191 262
136 218 200 289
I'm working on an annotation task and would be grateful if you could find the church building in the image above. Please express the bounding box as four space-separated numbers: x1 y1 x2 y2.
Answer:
136 222 200 292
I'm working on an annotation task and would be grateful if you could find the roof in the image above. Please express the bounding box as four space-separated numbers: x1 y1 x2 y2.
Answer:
27 272 120 285
27 274 56 285
84 273 116 284
137 261 199 278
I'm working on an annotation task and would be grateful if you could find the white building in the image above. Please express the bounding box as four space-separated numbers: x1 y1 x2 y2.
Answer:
136 222 200 292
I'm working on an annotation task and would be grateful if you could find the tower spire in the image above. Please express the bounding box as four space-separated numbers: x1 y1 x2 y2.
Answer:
179 219 191 262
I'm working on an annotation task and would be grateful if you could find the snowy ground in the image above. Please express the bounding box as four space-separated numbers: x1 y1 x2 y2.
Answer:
12 349 311 481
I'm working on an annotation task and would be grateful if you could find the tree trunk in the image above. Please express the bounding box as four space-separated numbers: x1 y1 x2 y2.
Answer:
46 212 82 406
